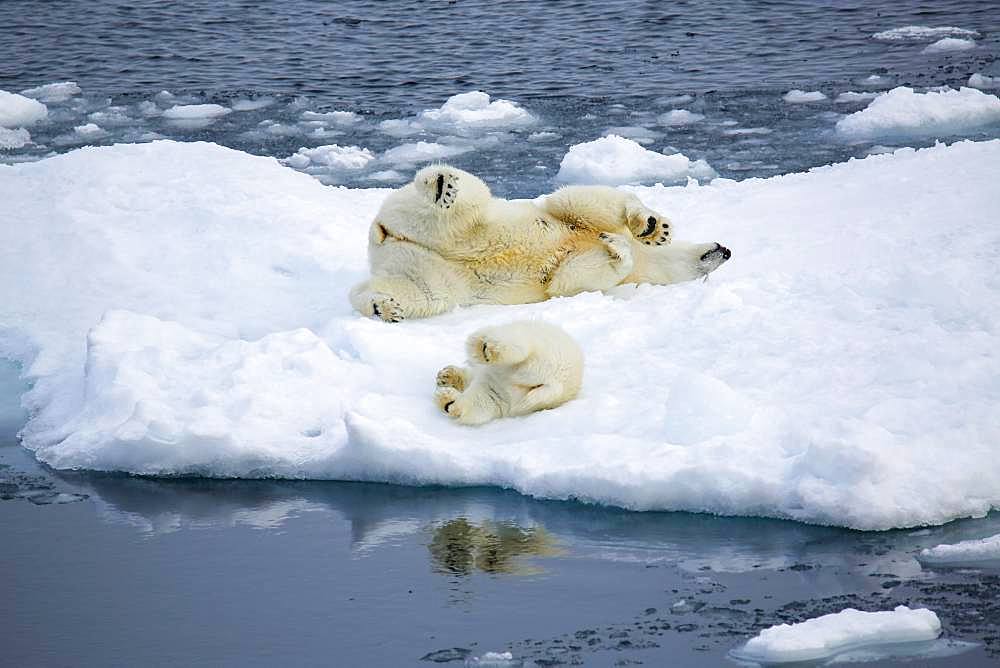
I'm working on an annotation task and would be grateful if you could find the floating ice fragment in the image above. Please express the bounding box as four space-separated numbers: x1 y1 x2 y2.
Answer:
922 37 976 54
603 125 663 145
658 109 705 126
0 90 48 128
382 140 472 165
836 86 1000 140
19 81 81 103
162 104 232 120
918 533 1000 566
528 131 560 142
284 144 375 170
555 134 715 185
872 26 979 42
783 89 827 103
968 73 1000 89
733 606 941 664
835 91 881 104
723 127 772 136
301 110 360 125
231 97 276 112
658 94 694 106
74 123 108 140
0 126 30 149
88 107 131 126
379 91 534 137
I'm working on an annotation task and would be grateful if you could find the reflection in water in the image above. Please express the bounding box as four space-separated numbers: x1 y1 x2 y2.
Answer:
428 518 561 576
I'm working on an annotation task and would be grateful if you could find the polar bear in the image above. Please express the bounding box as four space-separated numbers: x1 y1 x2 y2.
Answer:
435 321 583 425
349 164 730 322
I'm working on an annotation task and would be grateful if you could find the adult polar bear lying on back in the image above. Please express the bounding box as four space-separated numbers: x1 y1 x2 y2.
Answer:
350 164 730 321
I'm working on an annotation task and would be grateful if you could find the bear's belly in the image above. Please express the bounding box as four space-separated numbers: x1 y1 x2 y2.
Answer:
460 242 575 305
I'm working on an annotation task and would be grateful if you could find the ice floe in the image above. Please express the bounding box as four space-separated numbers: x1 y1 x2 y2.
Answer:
74 123 108 140
0 127 31 150
918 533 1000 566
382 140 472 165
2 139 1000 530
379 91 534 138
603 125 662 145
0 90 48 128
968 73 1000 89
835 91 881 104
162 103 232 120
733 606 941 664
658 109 704 126
783 90 827 103
555 134 715 185
836 86 1000 140
19 81 81 103
231 97 276 112
872 26 979 42
922 37 976 54
284 143 375 171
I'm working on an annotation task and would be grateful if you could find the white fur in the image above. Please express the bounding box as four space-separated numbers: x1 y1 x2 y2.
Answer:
349 164 730 321
435 321 584 425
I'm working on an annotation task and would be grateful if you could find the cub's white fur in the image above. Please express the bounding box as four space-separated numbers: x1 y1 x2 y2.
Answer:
435 321 583 425
350 164 730 321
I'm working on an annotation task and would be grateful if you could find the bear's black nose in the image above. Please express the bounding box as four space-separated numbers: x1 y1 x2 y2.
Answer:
719 245 732 260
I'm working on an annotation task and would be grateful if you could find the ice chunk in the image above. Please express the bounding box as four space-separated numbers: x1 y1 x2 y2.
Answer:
284 144 375 170
836 86 1000 140
0 126 30 150
918 533 1000 566
722 127 772 136
379 91 534 137
0 90 48 128
382 140 472 165
872 26 979 42
658 94 694 106
733 606 941 664
19 81 81 103
162 104 231 120
658 109 705 126
87 107 131 126
922 37 976 54
783 89 827 103
300 110 360 125
555 134 716 185
603 125 663 144
231 97 275 112
968 73 1000 89
835 91 881 104
528 131 560 142
74 123 108 140
366 169 406 183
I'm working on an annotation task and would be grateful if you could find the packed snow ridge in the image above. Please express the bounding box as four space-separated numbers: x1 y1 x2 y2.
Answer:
919 533 1000 566
555 134 716 185
872 26 979 42
733 606 941 664
836 86 1000 140
2 139 1000 531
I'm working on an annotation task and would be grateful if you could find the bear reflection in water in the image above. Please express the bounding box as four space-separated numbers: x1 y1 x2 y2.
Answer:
429 517 561 575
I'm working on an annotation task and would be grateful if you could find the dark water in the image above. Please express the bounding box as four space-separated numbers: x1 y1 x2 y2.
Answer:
3 0 1000 195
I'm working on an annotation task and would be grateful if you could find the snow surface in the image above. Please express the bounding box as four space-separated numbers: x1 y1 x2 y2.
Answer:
969 73 1000 90
733 606 941 664
555 135 716 185
19 81 81 103
2 139 1000 530
919 533 1000 566
0 90 48 128
658 110 705 126
836 86 1000 140
783 90 827 103
284 144 375 171
872 26 979 42
922 37 976 54
162 104 231 120
0 127 31 150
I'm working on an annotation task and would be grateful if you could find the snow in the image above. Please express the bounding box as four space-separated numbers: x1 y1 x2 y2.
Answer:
0 90 48 128
733 606 941 664
162 104 232 120
658 110 704 126
922 38 976 54
835 91 881 104
918 533 1000 566
872 26 979 42
836 86 1000 140
2 139 1000 530
19 81 81 103
382 140 471 165
968 73 1000 90
284 144 375 171
0 127 31 150
783 90 827 103
555 135 716 185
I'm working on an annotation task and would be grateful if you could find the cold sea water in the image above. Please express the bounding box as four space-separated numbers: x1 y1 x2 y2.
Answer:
3 1 1000 666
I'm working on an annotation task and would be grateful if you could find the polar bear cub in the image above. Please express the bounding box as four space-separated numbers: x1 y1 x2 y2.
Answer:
435 321 583 425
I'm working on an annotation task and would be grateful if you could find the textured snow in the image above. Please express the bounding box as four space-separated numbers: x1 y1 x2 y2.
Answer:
836 86 1000 140
783 90 827 103
919 533 1000 566
2 139 1000 530
555 135 716 185
734 606 940 664
284 144 375 170
969 73 1000 89
658 110 705 126
0 127 31 150
0 90 48 128
162 104 232 120
19 81 81 103
872 26 979 42
922 37 976 54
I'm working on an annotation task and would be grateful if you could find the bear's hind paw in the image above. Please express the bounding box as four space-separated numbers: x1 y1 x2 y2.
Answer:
434 387 463 418
370 293 405 323
424 170 461 209
436 365 468 391
632 213 671 247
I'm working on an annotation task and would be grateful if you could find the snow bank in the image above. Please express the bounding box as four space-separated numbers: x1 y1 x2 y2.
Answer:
19 81 81 103
783 90 827 103
555 135 715 185
0 127 30 150
919 533 1000 566
733 606 940 664
3 139 1000 530
872 26 979 42
0 90 48 128
658 109 704 126
968 73 999 90
379 91 534 138
284 144 375 170
922 37 976 54
162 104 231 120
836 86 1000 140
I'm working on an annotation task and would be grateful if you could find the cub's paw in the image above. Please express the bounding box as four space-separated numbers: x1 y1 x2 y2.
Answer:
468 334 512 364
434 387 463 418
422 170 460 209
697 243 733 275
436 365 468 391
598 232 635 268
370 293 405 323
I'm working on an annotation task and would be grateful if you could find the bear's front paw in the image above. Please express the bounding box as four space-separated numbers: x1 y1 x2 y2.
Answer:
434 387 463 418
436 365 468 391
370 293 405 323
598 232 634 268
424 170 460 209
468 335 507 364
629 210 671 246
